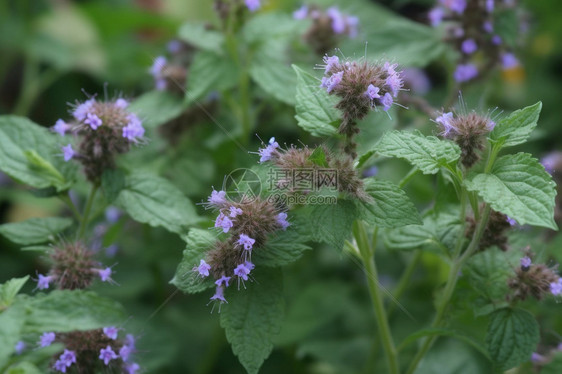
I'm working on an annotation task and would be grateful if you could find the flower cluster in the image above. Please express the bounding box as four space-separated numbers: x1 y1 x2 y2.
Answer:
53 97 145 183
294 5 359 55
466 209 512 251
428 0 524 83
319 56 404 157
434 110 495 167
28 328 139 373
194 188 290 309
507 251 561 301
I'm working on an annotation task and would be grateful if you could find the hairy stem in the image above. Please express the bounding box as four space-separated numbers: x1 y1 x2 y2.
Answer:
77 185 99 240
387 250 422 317
59 193 82 222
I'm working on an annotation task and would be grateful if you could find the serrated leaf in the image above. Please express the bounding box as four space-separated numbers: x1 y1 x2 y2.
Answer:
20 290 126 333
358 179 421 228
178 22 224 54
128 90 186 129
0 217 73 245
486 308 539 370
293 65 339 137
115 173 200 234
170 228 216 294
249 46 296 105
101 168 126 203
374 130 461 174
490 102 542 148
253 231 311 267
0 116 77 190
0 276 29 310
186 51 238 105
220 268 284 374
465 153 557 229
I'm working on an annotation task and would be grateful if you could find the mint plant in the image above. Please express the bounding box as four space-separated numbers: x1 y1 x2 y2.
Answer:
1 0 561 373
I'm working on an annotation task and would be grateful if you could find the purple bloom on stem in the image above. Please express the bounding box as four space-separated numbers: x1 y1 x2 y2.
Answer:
365 84 381 100
531 352 544 363
126 363 141 374
229 206 243 218
428 7 444 27
210 285 227 303
327 7 345 34
491 35 502 45
520 256 532 269
54 360 68 373
483 21 493 33
293 5 308 20
347 16 359 38
37 274 53 290
506 216 517 226
550 278 562 295
59 349 77 366
105 207 121 223
39 332 56 347
325 71 343 93
115 98 128 109
237 234 256 251
258 137 279 163
155 78 167 91
215 275 231 287
386 73 403 97
193 259 211 277
234 263 252 281
62 144 75 162
245 0 260 12
486 0 494 12
53 119 70 136
122 114 145 141
461 39 477 54
440 0 466 14
453 63 478 82
215 213 233 233
97 267 112 282
208 189 227 206
363 166 379 178
99 346 118 365
168 40 182 53
84 113 102 130
103 326 119 340
276 212 290 230
436 112 454 136
323 55 339 74
120 344 133 362
73 99 94 121
501 53 519 69
541 153 560 174
380 93 393 111
14 341 25 354
150 56 166 77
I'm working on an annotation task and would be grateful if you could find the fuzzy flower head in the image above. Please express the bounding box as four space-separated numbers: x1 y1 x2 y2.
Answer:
39 332 56 347
193 259 211 278
99 345 118 365
508 257 561 301
49 242 99 290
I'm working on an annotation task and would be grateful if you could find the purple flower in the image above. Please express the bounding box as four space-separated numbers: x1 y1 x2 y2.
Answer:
365 84 380 100
520 256 532 268
293 5 308 20
483 21 493 33
386 73 403 98
125 334 136 349
486 0 494 12
323 55 339 74
122 114 145 141
402 68 431 95
491 35 502 45
380 93 393 112
362 166 379 178
99 345 118 365
501 53 519 70
215 275 231 287
59 349 77 366
487 120 496 131
550 278 562 296
234 263 253 281
453 63 478 82
531 352 544 363
327 7 346 34
276 212 290 230
14 341 25 354
62 144 75 162
97 267 112 282
103 326 119 340
53 119 70 136
54 359 69 373
150 56 167 77
258 137 279 163
155 78 167 91
440 0 466 14
541 153 560 174
208 189 227 206
126 363 141 374
37 274 53 290
347 16 359 38
506 216 517 226
115 98 128 109
120 344 133 362
215 213 233 233
167 40 182 53
193 259 211 278
461 39 477 54
210 285 227 304
73 99 94 121
324 71 343 93
39 332 56 347
84 113 102 130
428 7 444 27
436 112 455 135
237 234 256 251
229 206 243 218
105 207 121 223
245 0 260 12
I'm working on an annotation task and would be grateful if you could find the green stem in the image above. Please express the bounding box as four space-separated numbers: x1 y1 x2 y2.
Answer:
405 205 491 374
59 193 82 222
387 250 422 317
77 185 98 239
354 221 400 374
398 167 419 189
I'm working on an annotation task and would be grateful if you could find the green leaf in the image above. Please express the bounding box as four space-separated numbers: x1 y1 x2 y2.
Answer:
0 276 28 310
178 22 224 54
0 303 25 368
220 268 284 374
486 308 539 370
186 51 238 105
101 168 126 203
254 231 311 267
490 102 542 148
128 90 186 129
0 116 77 190
115 172 200 234
307 147 329 168
242 13 303 43
358 179 422 228
170 228 216 294
0 217 73 245
21 290 126 333
373 130 461 174
4 361 43 374
542 353 562 374
293 65 339 137
249 46 296 105
465 153 557 229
